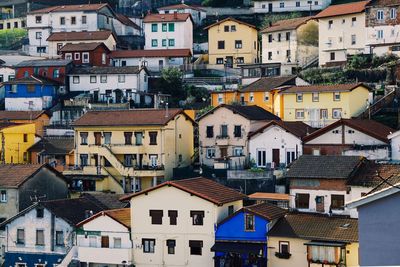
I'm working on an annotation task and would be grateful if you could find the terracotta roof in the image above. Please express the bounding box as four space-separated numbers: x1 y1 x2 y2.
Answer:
76 208 131 228
81 192 130 209
261 16 314 33
0 111 48 120
198 104 281 121
240 75 296 92
158 3 205 11
286 155 364 179
29 3 109 14
347 162 400 187
144 13 192 23
121 177 247 205
314 1 370 19
73 109 193 127
59 42 110 52
282 83 371 94
110 48 192 58
248 120 316 139
303 119 394 143
204 17 257 30
0 164 55 188
269 212 358 243
116 14 141 30
47 31 114 42
248 192 290 201
70 66 143 75
367 175 400 194
244 203 287 220
28 136 74 155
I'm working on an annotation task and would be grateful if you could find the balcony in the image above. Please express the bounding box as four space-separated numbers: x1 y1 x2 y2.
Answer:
227 169 273 180
215 135 230 146
77 247 131 265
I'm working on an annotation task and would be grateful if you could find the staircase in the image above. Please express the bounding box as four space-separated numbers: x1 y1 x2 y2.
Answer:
357 88 396 119
97 145 134 176
102 166 125 191
58 246 78 267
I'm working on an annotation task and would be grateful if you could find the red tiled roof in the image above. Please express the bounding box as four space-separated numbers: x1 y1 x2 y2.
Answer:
29 3 109 14
144 13 192 23
110 49 192 58
76 208 131 228
0 111 48 120
59 42 110 52
0 164 54 188
347 162 400 187
282 83 371 93
249 120 316 139
121 177 247 205
248 192 290 201
315 1 370 19
47 31 114 42
158 3 205 11
204 17 257 30
261 16 314 33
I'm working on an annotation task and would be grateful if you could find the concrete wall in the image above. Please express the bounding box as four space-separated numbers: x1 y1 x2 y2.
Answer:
253 0 331 13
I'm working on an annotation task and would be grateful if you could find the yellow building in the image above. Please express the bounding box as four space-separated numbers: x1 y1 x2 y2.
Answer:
280 83 371 127
0 111 50 137
205 17 259 67
67 109 195 194
0 123 36 163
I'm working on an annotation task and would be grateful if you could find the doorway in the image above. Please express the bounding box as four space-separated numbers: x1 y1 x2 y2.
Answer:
272 149 280 168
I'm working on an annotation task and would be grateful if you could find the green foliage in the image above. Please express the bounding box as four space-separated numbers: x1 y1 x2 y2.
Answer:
0 28 27 49
186 86 209 102
261 12 302 29
196 105 214 118
298 23 318 46
160 67 185 107
347 54 370 69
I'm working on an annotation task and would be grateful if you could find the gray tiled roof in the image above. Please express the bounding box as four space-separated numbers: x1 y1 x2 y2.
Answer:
16 59 72 67
69 66 142 75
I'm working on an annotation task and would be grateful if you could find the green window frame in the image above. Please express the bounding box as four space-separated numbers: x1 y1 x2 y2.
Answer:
151 23 158 32
162 39 167 47
162 23 167 32
168 39 175 47
152 39 158 47
168 23 175 32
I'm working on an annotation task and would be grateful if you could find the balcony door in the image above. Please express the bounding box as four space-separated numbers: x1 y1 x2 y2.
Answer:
257 149 266 167
272 149 280 168
94 132 101 146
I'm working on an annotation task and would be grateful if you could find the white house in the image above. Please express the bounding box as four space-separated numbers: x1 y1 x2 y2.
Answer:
26 3 115 56
158 3 206 26
114 14 142 36
68 66 150 105
75 208 132 266
0 66 15 83
143 13 193 53
388 130 400 161
253 0 331 13
120 177 246 267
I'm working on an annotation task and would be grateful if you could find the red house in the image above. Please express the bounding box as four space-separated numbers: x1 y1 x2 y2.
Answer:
60 42 111 66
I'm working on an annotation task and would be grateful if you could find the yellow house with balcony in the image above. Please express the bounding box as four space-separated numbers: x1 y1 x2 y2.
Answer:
205 17 259 67
68 109 195 194
0 123 36 163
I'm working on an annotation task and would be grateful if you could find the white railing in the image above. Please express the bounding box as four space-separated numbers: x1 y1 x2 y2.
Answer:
58 246 78 267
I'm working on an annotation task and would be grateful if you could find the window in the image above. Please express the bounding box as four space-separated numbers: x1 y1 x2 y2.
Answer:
168 23 175 32
90 75 97 83
22 133 28 143
104 132 112 144
218 93 223 104
36 208 44 218
80 154 88 167
295 193 309 209
82 15 87 24
268 52 272 60
233 147 243 156
149 131 157 145
390 8 397 19
249 92 254 102
17 229 25 244
296 93 303 102
234 125 241 138
279 241 290 254
102 53 106 64
351 34 356 45
142 239 155 253
149 210 163 224
100 75 107 83
118 75 125 83
168 210 178 225
101 236 109 248
166 240 176 254
216 58 224 64
236 57 244 64
218 41 225 49
162 39 167 47
224 25 229 32
89 236 96 247
257 149 266 167
280 2 284 8
333 92 340 101
351 17 356 26
235 40 242 49
37 47 46 53
206 148 215 158
268 34 273 43
0 190 6 203
82 52 89 63
245 213 255 231
314 1 318 5
220 125 228 137
206 126 214 138
330 52 335 61
36 32 42 39
377 10 384 20
65 53 72 60
60 17 65 25
296 1 300 7
80 132 88 145
35 16 42 23
162 23 167 32
71 16 76 25
286 32 291 41
331 194 344 210
56 231 64 246
135 132 143 145
124 132 132 145
231 25 236 31
36 230 44 246
151 39 158 47
278 33 282 42
264 92 270 102
189 240 203 255
168 39 175 47
328 20 333 29
114 237 121 248
377 29 384 39
151 23 158 32
286 150 296 165
53 69 60 78
320 109 328 119
191 211 204 225
312 92 319 102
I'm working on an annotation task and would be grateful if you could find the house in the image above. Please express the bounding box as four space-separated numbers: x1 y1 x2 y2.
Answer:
68 66 150 106
26 3 115 56
47 31 117 58
0 65 15 84
388 129 400 161
365 0 400 56
212 203 286 266
67 109 195 193
253 0 331 13
143 13 193 53
0 110 50 136
75 208 132 266
120 177 246 267
303 119 394 159
239 62 283 86
280 83 372 127
315 1 370 67
80 192 130 210
28 136 74 172
248 120 315 169
205 17 259 67
260 16 318 74
59 42 111 66
268 212 359 267
0 197 104 267
198 104 280 169
110 49 192 73
114 13 141 36
0 123 36 163
0 164 68 221
248 192 290 208
158 3 206 26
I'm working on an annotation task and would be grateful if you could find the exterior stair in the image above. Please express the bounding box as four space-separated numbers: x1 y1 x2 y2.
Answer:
97 145 134 176
357 88 396 119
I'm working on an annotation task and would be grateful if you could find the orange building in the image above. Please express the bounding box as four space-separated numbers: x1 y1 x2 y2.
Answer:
0 111 50 136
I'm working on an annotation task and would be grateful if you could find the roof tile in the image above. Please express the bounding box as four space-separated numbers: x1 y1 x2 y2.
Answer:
261 16 314 33
144 13 192 23
47 31 114 42
315 1 370 19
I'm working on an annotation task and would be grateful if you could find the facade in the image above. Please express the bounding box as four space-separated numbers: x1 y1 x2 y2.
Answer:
60 42 111 66
206 17 259 67
0 110 50 137
388 129 400 161
120 177 246 267
114 13 141 36
316 1 369 67
253 0 331 13
303 119 394 160
0 17 26 30
158 3 206 26
0 66 15 84
143 13 193 53
280 83 371 127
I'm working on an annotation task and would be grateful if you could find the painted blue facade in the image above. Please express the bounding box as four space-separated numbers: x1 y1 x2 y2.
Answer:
4 84 57 98
4 252 65 267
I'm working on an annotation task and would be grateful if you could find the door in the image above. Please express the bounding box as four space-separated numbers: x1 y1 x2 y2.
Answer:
220 147 228 158
316 196 325 213
94 132 101 146
268 3 273 12
115 89 123 103
225 56 233 68
93 90 99 102
272 149 280 168
159 60 164 71
101 236 109 248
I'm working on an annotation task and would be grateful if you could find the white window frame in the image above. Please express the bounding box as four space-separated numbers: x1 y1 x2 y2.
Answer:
113 237 122 248
249 92 254 102
100 75 107 83
295 109 305 119
390 8 397 19
333 92 340 101
377 10 384 21
332 108 342 119
296 93 303 102
256 149 266 167
73 76 80 84
264 92 270 102
0 190 6 202
65 53 72 60
218 93 223 104
118 75 125 83
377 29 384 39
82 52 90 63
233 147 243 157
74 53 80 60
206 148 215 159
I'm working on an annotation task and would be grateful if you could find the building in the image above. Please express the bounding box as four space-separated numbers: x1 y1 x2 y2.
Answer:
365 0 400 56
47 31 117 59
280 83 372 127
248 192 290 208
315 1 369 67
158 3 206 26
212 203 286 266
26 3 115 56
68 109 195 193
0 164 68 221
248 120 315 169
114 13 141 36
0 65 15 84
75 208 132 266
0 17 26 30
303 119 394 159
143 13 193 53
120 177 246 267
205 17 259 67
260 16 318 74
59 42 111 66
388 129 400 161
253 0 331 13
198 104 280 169
0 110 50 136
68 66 150 106
268 213 359 267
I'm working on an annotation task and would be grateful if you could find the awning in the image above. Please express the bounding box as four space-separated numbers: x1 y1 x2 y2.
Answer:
211 242 265 254
304 241 346 247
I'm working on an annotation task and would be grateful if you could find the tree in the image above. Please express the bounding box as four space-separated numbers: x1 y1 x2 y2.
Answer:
160 67 186 106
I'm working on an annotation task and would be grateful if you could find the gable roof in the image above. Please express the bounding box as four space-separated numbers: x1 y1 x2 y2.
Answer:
116 14 141 30
269 213 358 243
285 155 364 179
158 3 205 11
261 16 314 33
73 109 194 127
120 177 247 205
29 3 110 14
198 104 281 121
4 76 61 85
143 13 193 23
76 208 131 228
81 192 130 209
16 59 72 67
240 75 297 92
314 1 370 19
249 120 316 139
347 162 400 187
303 119 394 143
69 66 144 75
110 48 192 58
47 31 115 42
28 136 74 155
282 83 371 94
0 110 48 120
59 42 110 53
204 17 256 30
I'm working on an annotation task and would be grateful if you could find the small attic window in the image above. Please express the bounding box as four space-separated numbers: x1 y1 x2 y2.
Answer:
339 223 350 229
